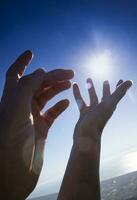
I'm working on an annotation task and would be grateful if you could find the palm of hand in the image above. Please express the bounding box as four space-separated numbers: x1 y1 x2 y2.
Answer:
0 51 73 199
0 60 48 199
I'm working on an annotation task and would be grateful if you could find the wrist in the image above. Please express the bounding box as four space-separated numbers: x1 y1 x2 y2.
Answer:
73 135 101 164
74 124 102 144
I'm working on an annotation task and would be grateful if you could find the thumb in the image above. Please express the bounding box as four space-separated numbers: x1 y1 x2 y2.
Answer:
111 80 132 105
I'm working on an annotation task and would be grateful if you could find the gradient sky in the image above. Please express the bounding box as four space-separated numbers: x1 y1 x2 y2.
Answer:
1 0 137 198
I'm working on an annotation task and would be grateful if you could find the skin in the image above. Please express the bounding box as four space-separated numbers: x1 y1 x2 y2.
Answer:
0 50 74 200
58 78 132 200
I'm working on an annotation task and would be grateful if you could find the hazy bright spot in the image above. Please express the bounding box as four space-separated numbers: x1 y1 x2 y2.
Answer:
89 49 113 80
122 151 137 173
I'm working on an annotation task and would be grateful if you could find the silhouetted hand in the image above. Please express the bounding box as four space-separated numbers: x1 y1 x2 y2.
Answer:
58 79 132 200
0 50 74 200
73 79 132 145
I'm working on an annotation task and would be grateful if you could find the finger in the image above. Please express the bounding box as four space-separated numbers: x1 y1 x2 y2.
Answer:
111 80 133 105
116 79 123 88
43 99 70 127
87 78 98 107
34 69 73 98
73 83 86 111
19 68 73 97
102 80 111 101
36 81 71 110
42 69 74 87
1 51 33 105
6 50 33 80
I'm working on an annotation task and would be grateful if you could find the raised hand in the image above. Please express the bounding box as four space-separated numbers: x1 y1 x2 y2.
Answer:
58 78 132 200
73 79 132 143
0 50 74 200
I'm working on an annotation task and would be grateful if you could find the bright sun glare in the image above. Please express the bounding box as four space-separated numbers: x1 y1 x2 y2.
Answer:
122 151 137 173
88 49 113 80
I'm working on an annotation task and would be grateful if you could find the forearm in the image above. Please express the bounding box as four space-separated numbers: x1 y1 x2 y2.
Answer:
0 191 25 200
58 136 101 200
0 126 34 200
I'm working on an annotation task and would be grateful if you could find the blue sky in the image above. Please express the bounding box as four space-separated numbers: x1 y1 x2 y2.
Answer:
1 0 137 198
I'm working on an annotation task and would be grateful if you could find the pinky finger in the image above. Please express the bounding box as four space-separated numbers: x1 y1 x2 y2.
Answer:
116 79 123 88
43 99 70 127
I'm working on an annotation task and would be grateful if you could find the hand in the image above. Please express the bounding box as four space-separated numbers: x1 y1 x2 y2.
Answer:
73 79 132 145
0 50 74 199
58 78 132 200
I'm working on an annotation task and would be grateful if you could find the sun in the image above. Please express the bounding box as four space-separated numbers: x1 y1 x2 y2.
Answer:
88 49 113 80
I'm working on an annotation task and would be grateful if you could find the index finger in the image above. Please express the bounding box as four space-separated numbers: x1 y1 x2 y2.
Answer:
111 80 132 105
42 69 74 86
6 50 33 80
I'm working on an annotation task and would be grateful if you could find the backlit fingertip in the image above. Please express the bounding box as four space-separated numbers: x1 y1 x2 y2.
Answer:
73 81 77 84
104 80 109 85
25 50 33 58
87 78 92 82
126 80 133 88
129 80 133 85
86 81 93 89
73 82 78 87
119 79 123 82
63 99 70 106
66 69 75 77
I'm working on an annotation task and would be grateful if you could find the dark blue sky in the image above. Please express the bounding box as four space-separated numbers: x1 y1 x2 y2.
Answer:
0 1 137 73
1 0 137 68
0 0 137 94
